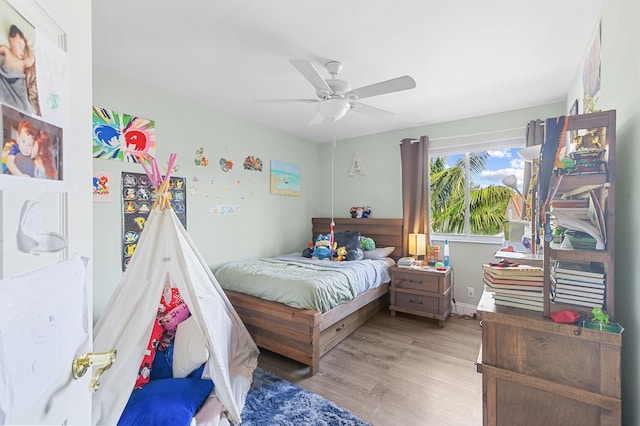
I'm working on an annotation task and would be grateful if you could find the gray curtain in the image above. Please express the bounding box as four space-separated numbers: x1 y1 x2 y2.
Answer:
400 136 430 256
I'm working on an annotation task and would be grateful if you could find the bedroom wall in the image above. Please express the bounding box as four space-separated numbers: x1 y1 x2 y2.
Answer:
91 61 562 321
92 67 320 321
318 103 565 313
566 1 640 424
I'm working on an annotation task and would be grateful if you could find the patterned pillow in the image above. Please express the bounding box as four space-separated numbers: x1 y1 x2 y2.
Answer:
135 288 189 389
134 317 164 389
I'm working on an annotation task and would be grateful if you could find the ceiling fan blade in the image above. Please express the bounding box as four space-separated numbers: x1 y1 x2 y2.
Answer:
346 76 416 100
308 113 325 126
253 98 318 104
349 102 395 119
289 59 332 94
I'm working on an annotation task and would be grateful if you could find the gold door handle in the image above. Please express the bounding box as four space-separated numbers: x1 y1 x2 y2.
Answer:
72 350 117 392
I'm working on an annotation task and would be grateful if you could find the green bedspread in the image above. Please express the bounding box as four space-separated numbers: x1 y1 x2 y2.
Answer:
212 253 390 313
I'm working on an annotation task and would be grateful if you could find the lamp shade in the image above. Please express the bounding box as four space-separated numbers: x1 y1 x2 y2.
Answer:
518 145 541 162
501 174 523 196
316 98 350 122
501 174 518 190
408 233 427 257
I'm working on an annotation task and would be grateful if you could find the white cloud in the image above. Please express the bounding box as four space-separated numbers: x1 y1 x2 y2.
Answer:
487 149 511 158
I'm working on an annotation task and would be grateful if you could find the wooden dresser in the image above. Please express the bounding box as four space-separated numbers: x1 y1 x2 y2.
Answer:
477 291 621 425
389 265 451 326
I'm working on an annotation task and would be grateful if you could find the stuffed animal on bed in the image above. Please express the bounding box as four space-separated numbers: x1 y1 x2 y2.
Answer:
334 246 347 261
311 234 332 260
361 236 376 251
302 242 314 258
346 247 364 261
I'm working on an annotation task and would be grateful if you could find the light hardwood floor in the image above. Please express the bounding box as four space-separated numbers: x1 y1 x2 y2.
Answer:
257 311 483 426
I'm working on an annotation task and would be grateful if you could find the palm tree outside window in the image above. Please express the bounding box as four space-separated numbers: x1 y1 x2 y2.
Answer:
430 142 525 238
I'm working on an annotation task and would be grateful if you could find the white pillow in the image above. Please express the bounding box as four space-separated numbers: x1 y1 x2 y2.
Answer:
172 316 209 378
363 246 395 259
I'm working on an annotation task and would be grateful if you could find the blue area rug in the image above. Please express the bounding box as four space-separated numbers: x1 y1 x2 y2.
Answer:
241 368 371 425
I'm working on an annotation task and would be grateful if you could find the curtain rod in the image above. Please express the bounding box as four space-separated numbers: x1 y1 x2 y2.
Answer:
400 126 526 143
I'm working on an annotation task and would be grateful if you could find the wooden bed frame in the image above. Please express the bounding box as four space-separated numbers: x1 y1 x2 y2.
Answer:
224 217 403 375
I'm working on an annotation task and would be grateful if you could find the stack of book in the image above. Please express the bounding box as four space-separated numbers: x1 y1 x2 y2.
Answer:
482 263 544 312
552 261 605 308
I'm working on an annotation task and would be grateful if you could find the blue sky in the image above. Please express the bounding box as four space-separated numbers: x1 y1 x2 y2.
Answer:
444 147 526 192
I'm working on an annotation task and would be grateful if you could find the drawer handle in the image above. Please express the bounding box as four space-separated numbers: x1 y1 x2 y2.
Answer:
408 279 423 284
409 299 423 305
336 324 345 332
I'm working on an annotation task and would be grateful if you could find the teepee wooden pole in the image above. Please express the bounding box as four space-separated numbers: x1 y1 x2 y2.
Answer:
152 178 172 211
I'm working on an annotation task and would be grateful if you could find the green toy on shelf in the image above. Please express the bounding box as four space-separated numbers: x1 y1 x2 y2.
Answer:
591 307 609 325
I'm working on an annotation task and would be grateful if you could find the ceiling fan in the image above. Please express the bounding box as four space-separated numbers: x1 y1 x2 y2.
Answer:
259 59 416 125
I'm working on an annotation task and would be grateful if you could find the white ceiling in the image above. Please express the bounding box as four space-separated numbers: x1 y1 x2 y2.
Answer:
92 1 603 143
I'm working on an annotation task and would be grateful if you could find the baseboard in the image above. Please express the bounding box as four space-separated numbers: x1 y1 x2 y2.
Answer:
451 301 477 318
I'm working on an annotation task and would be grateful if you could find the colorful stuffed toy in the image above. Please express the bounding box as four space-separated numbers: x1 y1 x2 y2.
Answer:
361 236 376 251
159 303 190 334
334 246 347 261
311 234 332 260
350 206 372 218
157 288 191 351
302 242 314 258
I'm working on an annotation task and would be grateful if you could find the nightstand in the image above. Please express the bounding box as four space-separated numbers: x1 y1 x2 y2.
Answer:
389 265 452 326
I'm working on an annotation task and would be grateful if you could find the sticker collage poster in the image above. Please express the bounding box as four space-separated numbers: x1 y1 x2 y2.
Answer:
121 172 186 271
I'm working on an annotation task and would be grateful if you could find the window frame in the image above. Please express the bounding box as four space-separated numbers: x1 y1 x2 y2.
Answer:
429 136 525 243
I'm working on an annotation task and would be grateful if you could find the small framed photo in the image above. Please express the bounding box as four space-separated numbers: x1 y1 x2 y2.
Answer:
569 99 579 143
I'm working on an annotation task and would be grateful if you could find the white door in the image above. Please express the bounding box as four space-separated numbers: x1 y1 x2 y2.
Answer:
0 0 94 423
0 192 93 425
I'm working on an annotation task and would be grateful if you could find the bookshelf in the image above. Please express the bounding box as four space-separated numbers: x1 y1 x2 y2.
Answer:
541 110 616 320
478 110 621 425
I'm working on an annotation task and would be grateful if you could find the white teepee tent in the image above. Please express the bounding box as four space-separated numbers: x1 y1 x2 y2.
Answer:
92 173 259 425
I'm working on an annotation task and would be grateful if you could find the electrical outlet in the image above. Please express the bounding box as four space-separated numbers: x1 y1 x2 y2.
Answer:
467 287 475 298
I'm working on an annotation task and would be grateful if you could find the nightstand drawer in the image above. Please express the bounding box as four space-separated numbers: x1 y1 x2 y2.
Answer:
389 266 452 326
392 269 440 292
393 291 439 314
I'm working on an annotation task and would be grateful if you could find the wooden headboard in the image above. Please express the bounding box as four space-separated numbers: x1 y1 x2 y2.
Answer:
311 217 404 259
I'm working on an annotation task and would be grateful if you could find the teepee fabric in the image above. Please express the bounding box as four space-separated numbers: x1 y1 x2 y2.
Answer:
92 204 259 425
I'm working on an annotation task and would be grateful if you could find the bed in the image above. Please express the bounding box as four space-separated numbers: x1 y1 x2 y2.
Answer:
216 217 403 375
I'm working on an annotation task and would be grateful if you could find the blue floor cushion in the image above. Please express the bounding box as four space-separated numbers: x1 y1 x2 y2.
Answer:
118 377 214 426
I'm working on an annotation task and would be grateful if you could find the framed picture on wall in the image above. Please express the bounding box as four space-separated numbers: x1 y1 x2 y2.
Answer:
270 160 300 197
582 20 601 111
569 99 579 143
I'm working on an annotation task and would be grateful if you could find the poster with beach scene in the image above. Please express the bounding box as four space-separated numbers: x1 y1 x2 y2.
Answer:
270 160 300 196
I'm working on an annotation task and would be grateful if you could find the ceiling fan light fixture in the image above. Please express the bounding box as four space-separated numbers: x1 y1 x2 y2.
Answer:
316 98 350 122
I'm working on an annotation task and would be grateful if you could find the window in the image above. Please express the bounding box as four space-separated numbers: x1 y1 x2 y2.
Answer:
430 137 525 240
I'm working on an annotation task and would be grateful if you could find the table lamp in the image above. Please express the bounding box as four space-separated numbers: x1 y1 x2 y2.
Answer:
501 174 522 197
408 233 427 261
